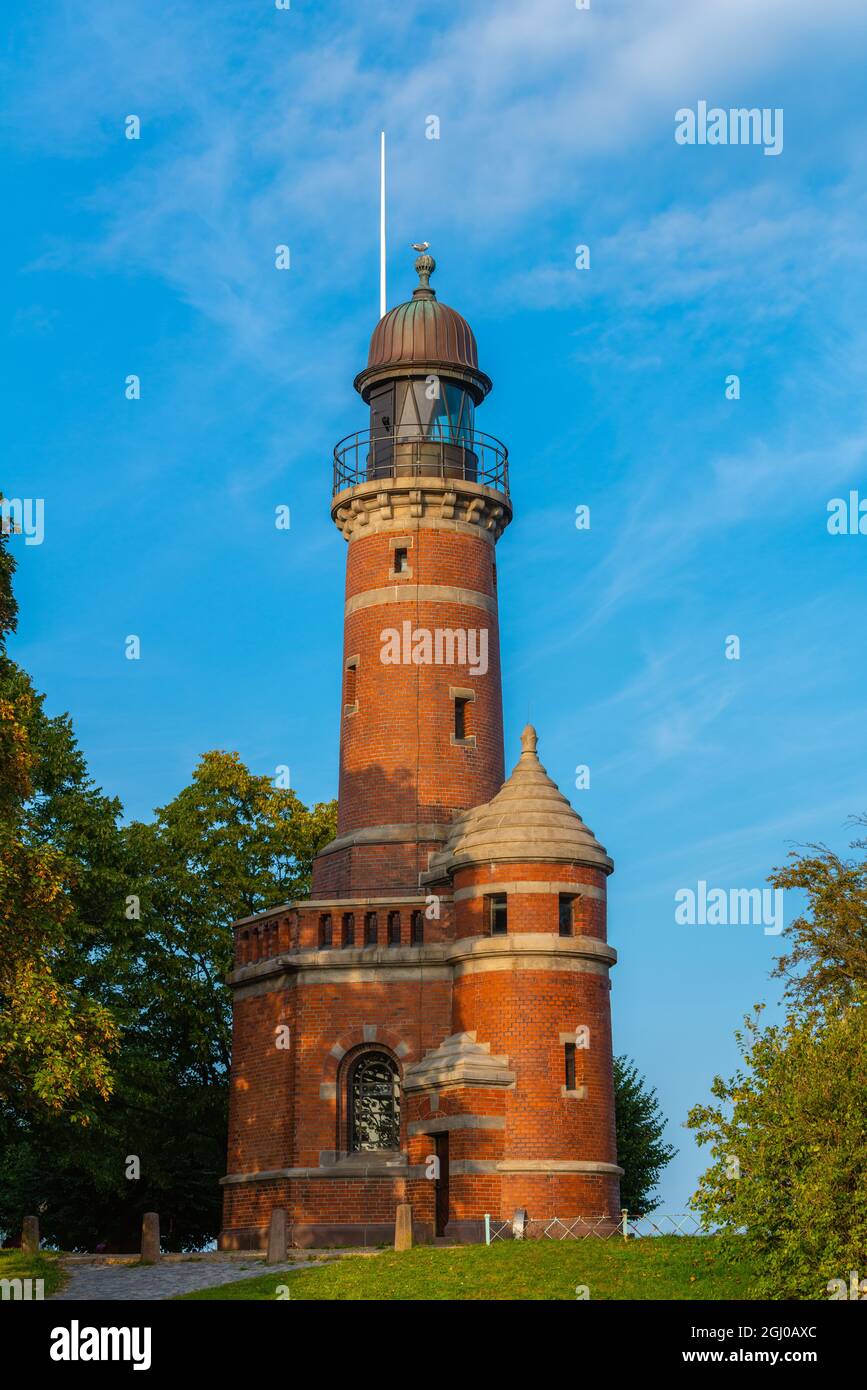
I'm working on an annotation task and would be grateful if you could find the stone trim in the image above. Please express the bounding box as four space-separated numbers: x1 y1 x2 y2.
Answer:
344 584 496 618
320 1027 413 1090
446 933 616 970
220 1161 424 1185
332 476 511 543
454 880 606 903
496 1159 624 1176
407 1115 505 1136
228 934 616 994
220 1156 623 1185
303 895 451 910
315 822 452 858
561 1086 588 1100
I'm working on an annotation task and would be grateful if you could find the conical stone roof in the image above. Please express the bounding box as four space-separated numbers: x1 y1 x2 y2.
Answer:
426 725 613 878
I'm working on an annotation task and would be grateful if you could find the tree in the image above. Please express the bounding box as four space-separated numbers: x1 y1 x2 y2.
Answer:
686 1002 867 1299
0 518 120 1133
613 1055 677 1216
0 749 336 1251
687 828 867 1297
769 821 867 1008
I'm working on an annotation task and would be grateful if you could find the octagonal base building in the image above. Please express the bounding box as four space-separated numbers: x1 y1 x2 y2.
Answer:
220 254 622 1249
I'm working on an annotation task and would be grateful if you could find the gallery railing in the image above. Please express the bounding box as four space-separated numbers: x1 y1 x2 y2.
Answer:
333 427 509 498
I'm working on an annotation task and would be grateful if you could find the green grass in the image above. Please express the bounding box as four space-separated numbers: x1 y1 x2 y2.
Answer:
177 1236 757 1301
0 1248 67 1297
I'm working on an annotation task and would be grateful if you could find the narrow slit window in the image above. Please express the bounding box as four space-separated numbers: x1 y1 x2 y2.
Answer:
387 910 401 946
564 1042 577 1091
454 696 468 740
393 547 408 574
364 911 378 946
489 893 508 936
411 909 424 945
341 913 355 947
345 657 359 712
558 894 575 937
319 913 332 949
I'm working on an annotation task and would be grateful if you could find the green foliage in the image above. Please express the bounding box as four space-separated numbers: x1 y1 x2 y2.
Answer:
688 831 867 1299
0 746 335 1251
687 1002 867 1299
613 1056 677 1216
0 522 121 1129
0 1247 66 1297
769 822 867 1008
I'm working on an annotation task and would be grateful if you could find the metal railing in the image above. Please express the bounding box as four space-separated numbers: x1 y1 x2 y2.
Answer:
332 427 509 498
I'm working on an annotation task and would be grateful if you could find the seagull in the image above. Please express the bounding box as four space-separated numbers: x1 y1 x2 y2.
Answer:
411 242 430 253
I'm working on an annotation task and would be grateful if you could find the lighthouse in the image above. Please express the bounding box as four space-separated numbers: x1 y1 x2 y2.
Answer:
220 253 621 1248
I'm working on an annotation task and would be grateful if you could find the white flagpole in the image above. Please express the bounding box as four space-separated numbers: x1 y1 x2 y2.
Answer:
379 131 386 319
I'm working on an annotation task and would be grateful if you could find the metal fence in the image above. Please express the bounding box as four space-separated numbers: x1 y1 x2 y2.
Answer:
332 427 509 497
485 1211 705 1243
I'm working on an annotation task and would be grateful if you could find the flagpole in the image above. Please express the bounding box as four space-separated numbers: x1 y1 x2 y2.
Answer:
379 131 386 319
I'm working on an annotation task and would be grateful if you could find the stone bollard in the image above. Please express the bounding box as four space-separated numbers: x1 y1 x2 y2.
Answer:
266 1209 288 1265
394 1203 413 1252
21 1216 39 1255
141 1212 160 1263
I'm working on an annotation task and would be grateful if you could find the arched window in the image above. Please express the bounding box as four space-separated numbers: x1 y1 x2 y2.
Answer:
348 1051 400 1152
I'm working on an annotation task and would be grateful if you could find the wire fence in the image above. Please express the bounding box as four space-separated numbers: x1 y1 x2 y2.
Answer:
485 1211 706 1243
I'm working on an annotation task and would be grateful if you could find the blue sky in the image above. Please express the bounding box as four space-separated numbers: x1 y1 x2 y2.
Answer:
3 0 867 1211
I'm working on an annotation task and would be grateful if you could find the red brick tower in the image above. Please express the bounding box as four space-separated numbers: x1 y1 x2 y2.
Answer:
314 248 509 900
220 254 621 1248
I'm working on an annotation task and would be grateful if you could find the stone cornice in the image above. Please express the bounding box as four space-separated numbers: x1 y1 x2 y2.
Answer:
227 933 616 995
315 822 452 859
332 476 511 542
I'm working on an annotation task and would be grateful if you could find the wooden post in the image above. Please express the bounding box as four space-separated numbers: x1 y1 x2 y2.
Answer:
141 1212 160 1263
394 1203 413 1251
622 1208 629 1240
267 1209 288 1265
21 1216 39 1255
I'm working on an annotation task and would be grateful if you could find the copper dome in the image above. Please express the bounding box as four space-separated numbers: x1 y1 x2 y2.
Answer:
354 254 492 403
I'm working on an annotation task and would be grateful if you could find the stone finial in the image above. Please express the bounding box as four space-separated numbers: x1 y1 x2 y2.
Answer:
520 724 538 755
